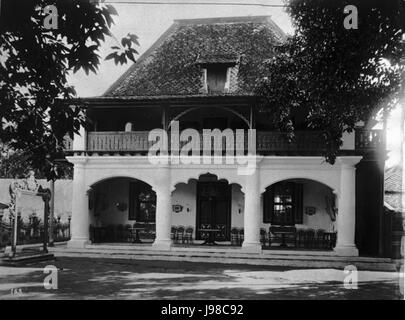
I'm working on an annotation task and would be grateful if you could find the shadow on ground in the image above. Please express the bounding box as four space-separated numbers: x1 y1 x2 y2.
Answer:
0 257 401 300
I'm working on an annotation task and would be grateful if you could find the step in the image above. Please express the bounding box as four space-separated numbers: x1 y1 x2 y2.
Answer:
49 247 398 272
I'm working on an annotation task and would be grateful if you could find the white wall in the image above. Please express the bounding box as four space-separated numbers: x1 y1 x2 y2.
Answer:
88 177 334 235
0 179 72 223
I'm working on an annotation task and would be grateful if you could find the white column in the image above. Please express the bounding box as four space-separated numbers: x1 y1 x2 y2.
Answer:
242 170 262 253
152 166 172 250
73 125 86 151
67 159 90 248
334 160 359 256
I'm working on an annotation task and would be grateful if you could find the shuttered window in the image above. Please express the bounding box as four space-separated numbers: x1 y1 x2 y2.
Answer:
263 182 303 225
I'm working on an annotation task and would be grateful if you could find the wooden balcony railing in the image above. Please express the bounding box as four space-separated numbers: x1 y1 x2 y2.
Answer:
257 131 326 152
355 129 383 150
64 129 383 154
87 131 152 152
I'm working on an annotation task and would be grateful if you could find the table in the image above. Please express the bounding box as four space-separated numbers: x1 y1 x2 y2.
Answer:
323 231 337 249
275 231 293 247
131 227 145 244
199 229 220 245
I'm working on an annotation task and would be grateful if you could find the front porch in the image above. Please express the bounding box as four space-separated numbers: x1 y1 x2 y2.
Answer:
66 155 360 256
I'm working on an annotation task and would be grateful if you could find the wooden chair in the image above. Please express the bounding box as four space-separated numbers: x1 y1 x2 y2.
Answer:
124 224 132 242
260 228 267 246
199 224 211 241
296 229 306 248
171 226 177 241
238 228 244 246
176 226 185 243
315 229 325 249
306 229 315 249
230 227 239 246
184 226 194 244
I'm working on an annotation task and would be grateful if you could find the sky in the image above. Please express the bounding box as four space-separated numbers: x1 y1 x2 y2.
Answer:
67 0 403 168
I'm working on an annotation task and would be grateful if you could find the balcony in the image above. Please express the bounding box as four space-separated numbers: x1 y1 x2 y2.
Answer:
64 129 383 155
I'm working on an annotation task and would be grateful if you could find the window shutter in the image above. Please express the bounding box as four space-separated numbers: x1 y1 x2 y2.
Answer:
294 183 303 224
128 182 138 221
263 187 274 223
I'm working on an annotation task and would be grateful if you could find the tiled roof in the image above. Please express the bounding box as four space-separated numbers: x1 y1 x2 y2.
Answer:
385 166 402 193
384 165 402 212
105 16 286 97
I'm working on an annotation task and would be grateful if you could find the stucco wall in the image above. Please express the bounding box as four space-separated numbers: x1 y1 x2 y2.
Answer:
0 179 73 223
0 176 334 234
88 177 334 239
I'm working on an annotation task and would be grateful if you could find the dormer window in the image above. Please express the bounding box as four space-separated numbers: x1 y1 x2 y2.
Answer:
203 65 230 94
197 54 238 94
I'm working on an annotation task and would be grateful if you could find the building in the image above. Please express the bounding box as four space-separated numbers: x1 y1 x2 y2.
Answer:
384 166 404 259
66 16 385 257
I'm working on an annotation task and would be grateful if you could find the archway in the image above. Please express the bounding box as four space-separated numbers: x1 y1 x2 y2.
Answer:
89 177 156 243
168 106 251 130
261 178 336 250
171 173 244 245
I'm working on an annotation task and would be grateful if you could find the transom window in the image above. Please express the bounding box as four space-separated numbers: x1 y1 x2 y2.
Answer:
263 182 303 225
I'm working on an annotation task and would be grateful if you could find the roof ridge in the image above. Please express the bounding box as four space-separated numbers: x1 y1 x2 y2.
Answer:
174 15 272 25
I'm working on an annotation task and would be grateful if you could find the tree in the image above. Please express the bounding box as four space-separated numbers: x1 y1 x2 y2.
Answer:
0 0 139 180
256 0 405 163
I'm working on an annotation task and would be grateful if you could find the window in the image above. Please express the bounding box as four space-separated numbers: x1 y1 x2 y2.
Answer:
263 182 303 225
129 182 156 222
203 65 230 94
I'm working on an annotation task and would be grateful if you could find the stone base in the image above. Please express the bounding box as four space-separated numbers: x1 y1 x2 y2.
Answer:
152 240 172 251
334 245 359 257
241 242 262 253
67 238 91 249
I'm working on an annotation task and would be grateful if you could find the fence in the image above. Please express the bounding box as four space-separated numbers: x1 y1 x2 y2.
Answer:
0 216 70 249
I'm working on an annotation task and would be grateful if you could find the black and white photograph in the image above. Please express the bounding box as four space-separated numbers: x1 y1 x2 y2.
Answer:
0 0 404 306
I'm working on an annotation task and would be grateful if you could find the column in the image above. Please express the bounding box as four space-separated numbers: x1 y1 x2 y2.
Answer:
242 170 262 253
73 125 86 151
334 161 359 256
67 160 90 248
152 166 172 250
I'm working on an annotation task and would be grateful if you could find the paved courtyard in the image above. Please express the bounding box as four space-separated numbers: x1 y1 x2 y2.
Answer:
0 257 402 300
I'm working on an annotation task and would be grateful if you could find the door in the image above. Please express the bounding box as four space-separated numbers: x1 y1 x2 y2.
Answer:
196 181 231 241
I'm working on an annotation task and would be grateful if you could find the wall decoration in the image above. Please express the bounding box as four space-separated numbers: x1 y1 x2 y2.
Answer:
172 204 184 213
116 202 128 212
305 206 316 216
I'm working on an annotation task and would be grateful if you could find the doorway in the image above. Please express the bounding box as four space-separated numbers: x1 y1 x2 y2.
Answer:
196 180 231 241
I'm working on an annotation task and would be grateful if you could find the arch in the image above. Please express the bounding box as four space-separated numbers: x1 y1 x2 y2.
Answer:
260 176 338 195
168 106 251 129
86 173 156 193
89 175 152 188
170 170 244 193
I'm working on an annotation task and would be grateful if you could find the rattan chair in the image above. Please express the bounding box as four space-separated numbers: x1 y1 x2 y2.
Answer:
176 226 185 243
231 227 239 246
238 228 244 246
184 226 194 244
171 226 177 241
315 229 325 249
260 228 267 246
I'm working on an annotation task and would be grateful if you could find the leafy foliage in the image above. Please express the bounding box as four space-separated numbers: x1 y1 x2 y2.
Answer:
0 0 138 180
256 0 405 163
